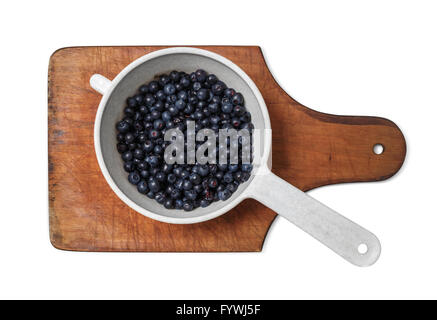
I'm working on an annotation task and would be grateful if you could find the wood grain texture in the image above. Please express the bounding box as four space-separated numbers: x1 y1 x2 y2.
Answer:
48 46 406 252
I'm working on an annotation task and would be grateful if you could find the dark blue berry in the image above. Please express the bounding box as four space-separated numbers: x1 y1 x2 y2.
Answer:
183 180 193 190
223 172 233 183
164 83 176 95
137 180 149 194
133 148 144 159
183 201 194 211
128 171 141 185
123 161 135 172
148 178 161 192
122 151 133 161
148 81 159 93
232 92 244 105
218 189 232 201
221 102 233 113
164 199 174 209
116 120 130 133
184 190 197 201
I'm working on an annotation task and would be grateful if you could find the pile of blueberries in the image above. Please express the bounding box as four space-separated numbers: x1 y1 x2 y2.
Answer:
115 69 254 211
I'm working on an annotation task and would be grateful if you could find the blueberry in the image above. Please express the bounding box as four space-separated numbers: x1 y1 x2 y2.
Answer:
183 180 193 190
223 172 233 183
148 81 159 93
162 111 172 122
122 151 133 161
154 101 164 111
196 89 209 101
188 95 198 105
206 74 218 85
193 110 204 120
153 119 164 130
175 179 184 190
168 105 178 116
142 140 154 152
189 173 201 185
134 94 144 105
221 102 233 113
155 192 166 204
116 120 130 133
156 90 166 101
148 178 161 192
127 97 137 107
154 144 163 154
195 69 207 82
164 198 174 209
175 199 184 209
123 161 135 172
200 199 210 208
128 171 141 185
177 90 188 101
143 121 153 131
163 173 175 184
170 71 180 82
117 143 128 154
218 189 232 201
150 110 161 120
173 167 183 177
181 170 190 179
208 178 218 189
146 155 159 167
231 117 241 128
124 107 135 117
139 84 149 94
140 169 150 179
215 171 224 180
155 171 166 182
184 190 197 200
159 74 170 86
240 112 251 123
170 189 181 199
234 171 244 182
164 83 176 95
175 99 186 110
133 148 144 159
198 165 209 177
232 92 244 105
146 191 155 199
183 201 194 211
137 180 149 194
162 163 173 174
149 129 160 139
224 88 236 98
233 105 246 116
189 72 197 82
144 94 156 106
193 82 202 91
227 182 238 193
180 76 190 88
184 104 194 114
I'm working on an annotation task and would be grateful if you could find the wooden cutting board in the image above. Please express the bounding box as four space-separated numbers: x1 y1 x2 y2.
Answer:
48 46 406 252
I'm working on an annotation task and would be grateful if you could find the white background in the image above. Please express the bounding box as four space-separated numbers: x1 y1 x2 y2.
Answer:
0 0 435 299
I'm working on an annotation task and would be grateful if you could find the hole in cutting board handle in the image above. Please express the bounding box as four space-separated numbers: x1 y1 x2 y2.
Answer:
358 243 368 255
373 143 384 155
